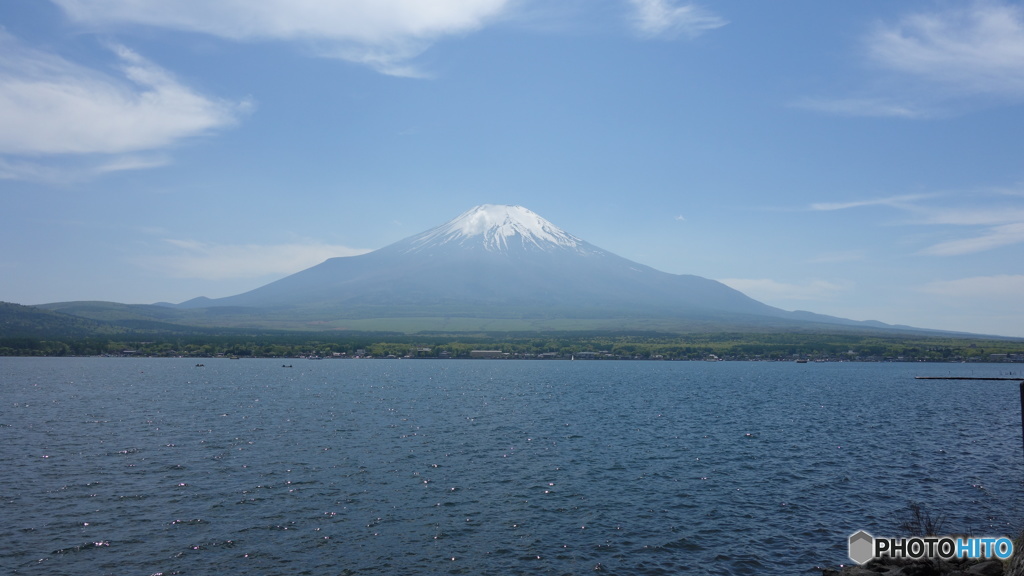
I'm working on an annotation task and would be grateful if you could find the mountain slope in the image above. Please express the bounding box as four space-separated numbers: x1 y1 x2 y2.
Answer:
168 204 886 332
0 301 112 338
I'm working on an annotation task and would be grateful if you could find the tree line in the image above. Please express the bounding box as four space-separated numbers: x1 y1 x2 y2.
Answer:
2 332 1022 362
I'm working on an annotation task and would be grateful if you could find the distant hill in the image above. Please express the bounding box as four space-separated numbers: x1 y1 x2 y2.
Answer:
39 300 195 328
3 301 234 338
0 301 113 338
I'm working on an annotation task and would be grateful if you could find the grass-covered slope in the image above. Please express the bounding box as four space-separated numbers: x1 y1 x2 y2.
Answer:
0 301 114 338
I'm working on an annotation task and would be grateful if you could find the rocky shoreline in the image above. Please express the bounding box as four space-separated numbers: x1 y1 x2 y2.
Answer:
822 548 1024 576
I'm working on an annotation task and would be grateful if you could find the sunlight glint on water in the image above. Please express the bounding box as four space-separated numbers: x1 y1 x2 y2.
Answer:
1 358 1021 575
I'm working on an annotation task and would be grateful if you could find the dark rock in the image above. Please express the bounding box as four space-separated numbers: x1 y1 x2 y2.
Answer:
966 560 1004 576
846 568 886 576
898 561 943 576
822 558 1012 576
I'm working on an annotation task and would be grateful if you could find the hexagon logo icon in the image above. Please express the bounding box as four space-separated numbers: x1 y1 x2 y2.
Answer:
849 530 874 565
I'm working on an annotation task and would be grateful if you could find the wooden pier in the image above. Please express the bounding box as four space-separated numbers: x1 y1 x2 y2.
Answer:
915 377 1022 381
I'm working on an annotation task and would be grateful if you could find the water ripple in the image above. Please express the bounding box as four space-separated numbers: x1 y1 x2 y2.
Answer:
1 358 1021 575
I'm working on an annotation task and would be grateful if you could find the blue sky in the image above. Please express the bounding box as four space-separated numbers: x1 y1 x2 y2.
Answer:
1 0 1023 337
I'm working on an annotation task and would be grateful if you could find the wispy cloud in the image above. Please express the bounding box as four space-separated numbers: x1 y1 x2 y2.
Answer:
718 278 845 303
627 0 726 39
0 37 246 155
867 1 1024 99
0 155 170 184
0 32 247 180
94 154 172 174
913 201 1024 255
920 274 1024 298
800 1 1024 117
793 97 928 119
0 158 70 183
151 239 372 280
920 206 1024 226
809 194 931 212
52 0 513 78
809 188 1024 256
49 1 727 75
921 222 1024 256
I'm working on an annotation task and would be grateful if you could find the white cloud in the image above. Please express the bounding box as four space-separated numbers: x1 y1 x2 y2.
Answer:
94 154 171 174
0 158 171 185
809 194 931 212
793 97 928 119
627 0 726 39
0 35 246 156
51 0 513 77
49 1 726 75
914 201 1024 255
921 222 1024 256
802 1 1024 117
718 278 845 303
867 1 1024 99
808 189 1024 256
152 239 372 280
994 184 1024 199
0 153 170 183
920 274 1024 298
919 206 1024 226
0 157 68 182
913 275 1024 336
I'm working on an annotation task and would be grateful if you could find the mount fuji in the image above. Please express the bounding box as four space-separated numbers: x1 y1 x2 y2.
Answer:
169 204 891 333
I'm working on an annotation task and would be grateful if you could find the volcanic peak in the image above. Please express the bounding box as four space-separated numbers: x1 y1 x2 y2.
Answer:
404 204 588 253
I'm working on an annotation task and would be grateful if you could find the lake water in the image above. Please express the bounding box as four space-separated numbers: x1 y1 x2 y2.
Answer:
1 358 1022 575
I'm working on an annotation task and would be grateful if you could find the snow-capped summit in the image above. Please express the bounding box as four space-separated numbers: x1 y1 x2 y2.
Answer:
404 204 592 253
